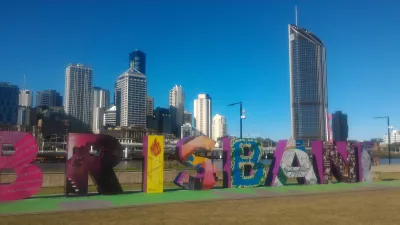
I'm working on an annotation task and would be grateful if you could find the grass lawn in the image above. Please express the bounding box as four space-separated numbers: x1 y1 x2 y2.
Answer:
2 188 400 225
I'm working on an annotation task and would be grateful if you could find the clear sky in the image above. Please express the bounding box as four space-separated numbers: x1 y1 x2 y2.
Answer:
1 0 399 141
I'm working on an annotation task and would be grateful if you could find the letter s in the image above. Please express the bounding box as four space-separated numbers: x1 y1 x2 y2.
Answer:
174 136 218 190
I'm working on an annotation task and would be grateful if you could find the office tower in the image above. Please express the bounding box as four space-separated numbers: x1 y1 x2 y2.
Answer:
92 87 110 132
115 68 146 127
332 111 348 142
64 63 93 126
0 82 19 125
129 50 146 74
184 111 192 125
212 114 227 141
169 85 184 137
36 90 63 107
17 106 31 126
194 94 212 137
19 89 33 107
146 96 154 116
103 106 117 127
93 87 110 109
154 107 172 134
289 24 328 143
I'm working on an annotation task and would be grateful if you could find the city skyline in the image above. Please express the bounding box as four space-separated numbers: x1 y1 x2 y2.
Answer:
1 1 399 140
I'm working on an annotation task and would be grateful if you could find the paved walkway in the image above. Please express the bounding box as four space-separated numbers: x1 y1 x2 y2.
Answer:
1 180 400 215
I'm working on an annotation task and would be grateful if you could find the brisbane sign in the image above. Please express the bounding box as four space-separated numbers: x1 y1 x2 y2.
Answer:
0 131 373 202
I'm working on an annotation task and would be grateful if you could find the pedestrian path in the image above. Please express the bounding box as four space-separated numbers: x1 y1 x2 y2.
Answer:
1 181 400 215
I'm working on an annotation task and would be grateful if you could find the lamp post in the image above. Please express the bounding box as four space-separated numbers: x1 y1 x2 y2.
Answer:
373 116 391 165
228 102 245 138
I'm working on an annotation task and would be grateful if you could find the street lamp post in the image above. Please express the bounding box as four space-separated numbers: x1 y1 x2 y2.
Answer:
228 102 244 138
373 116 391 165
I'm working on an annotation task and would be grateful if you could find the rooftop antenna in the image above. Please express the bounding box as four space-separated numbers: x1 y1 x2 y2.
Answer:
23 74 26 90
295 5 298 26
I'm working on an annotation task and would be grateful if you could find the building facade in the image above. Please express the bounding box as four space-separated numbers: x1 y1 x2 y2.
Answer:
64 64 93 126
184 111 192 125
331 111 348 142
146 96 154 116
383 130 400 145
169 85 184 137
19 90 33 107
36 90 63 107
154 107 172 134
92 87 110 133
104 105 117 127
212 114 227 141
194 94 212 137
0 82 19 125
115 68 147 128
289 24 328 144
129 50 146 74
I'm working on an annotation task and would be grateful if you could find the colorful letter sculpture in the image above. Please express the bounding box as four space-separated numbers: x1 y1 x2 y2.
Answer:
223 138 267 188
174 136 218 190
65 133 123 196
0 132 43 202
266 140 317 186
312 141 361 184
142 135 164 193
359 142 374 182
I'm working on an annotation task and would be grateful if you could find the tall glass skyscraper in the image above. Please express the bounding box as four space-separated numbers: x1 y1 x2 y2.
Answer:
129 50 146 74
289 24 328 143
0 82 19 125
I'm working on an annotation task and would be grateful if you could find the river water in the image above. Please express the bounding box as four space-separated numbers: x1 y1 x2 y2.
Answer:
28 158 400 173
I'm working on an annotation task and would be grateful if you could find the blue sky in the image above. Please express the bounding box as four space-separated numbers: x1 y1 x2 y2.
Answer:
1 0 399 141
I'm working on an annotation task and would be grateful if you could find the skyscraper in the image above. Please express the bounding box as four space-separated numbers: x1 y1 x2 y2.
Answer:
154 107 172 134
0 82 19 125
194 94 212 137
64 64 93 126
169 85 184 137
36 90 63 107
146 96 154 116
289 24 328 143
93 87 110 109
115 68 147 127
332 111 348 142
212 114 227 141
129 50 146 74
92 87 110 133
184 111 192 125
19 89 33 107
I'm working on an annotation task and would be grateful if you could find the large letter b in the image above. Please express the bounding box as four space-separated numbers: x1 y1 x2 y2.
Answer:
0 131 43 202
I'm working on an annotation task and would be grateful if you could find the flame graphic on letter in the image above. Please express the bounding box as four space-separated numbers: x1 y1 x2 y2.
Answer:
150 139 162 156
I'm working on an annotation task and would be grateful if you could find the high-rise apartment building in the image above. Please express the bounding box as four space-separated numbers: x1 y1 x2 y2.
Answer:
194 94 212 137
129 50 146 74
0 82 19 125
92 87 110 133
36 90 63 107
184 111 192 125
289 24 328 143
115 68 147 127
64 64 93 126
103 105 117 127
212 114 227 141
19 90 33 107
169 85 184 137
332 111 348 142
146 96 154 116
